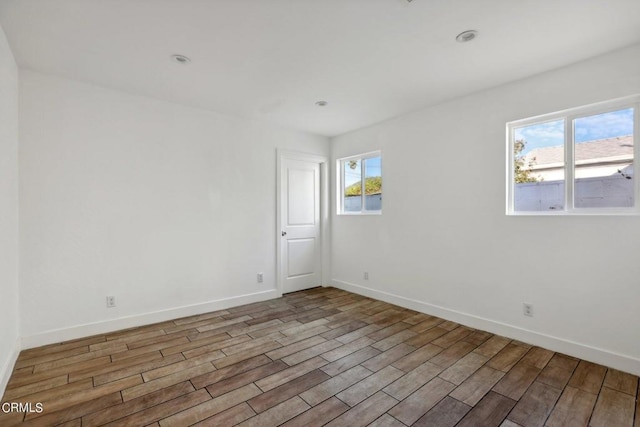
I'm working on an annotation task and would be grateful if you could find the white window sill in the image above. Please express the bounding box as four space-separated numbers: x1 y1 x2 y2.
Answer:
337 211 382 216
507 209 640 216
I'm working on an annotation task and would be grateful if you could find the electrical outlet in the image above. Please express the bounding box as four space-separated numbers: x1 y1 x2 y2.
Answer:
257 273 264 283
106 296 116 308
364 272 369 280
523 302 533 317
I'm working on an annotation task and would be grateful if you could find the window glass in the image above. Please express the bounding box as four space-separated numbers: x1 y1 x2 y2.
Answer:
573 108 634 208
507 97 638 215
513 119 565 212
338 153 382 214
364 156 382 211
344 159 362 212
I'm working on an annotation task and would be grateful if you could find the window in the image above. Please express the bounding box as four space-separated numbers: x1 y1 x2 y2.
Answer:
507 96 639 215
338 151 382 214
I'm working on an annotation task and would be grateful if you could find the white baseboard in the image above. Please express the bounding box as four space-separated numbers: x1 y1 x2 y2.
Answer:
21 289 280 350
0 337 21 398
332 279 640 376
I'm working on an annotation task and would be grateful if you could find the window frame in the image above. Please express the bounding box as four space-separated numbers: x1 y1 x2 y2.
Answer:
507 95 640 216
337 150 382 215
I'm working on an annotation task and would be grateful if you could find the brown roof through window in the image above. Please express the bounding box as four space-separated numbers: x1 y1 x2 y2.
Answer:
524 135 633 166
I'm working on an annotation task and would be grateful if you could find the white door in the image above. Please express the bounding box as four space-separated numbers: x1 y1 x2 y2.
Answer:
280 156 321 293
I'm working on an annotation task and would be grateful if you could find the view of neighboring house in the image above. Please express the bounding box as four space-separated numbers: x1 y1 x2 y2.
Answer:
523 135 634 181
516 135 634 211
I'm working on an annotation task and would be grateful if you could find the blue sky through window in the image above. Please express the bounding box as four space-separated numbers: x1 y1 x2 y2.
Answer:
365 157 382 178
515 108 634 155
344 156 381 187
344 160 361 187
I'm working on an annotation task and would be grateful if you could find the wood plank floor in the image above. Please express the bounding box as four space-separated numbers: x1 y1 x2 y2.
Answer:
1 287 638 426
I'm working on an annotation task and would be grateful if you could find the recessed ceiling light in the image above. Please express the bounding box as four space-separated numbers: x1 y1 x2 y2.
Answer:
171 54 191 65
455 30 478 43
315 101 328 107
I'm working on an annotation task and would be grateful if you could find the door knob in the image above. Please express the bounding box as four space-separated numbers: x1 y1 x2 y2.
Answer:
281 231 287 236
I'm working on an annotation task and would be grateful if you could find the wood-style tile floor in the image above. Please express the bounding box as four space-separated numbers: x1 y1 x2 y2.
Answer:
1 287 638 426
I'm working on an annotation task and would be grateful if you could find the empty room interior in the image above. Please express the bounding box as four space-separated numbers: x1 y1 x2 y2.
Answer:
1 1 640 426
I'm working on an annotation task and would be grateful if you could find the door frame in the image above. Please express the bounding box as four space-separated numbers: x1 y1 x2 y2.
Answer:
276 149 330 296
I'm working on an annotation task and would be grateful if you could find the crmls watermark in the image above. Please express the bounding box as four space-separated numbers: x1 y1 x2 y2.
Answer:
1 402 44 414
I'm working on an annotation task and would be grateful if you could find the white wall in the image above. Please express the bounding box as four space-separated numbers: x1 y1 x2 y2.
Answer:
11 36 640 380
0 24 20 392
19 70 329 346
331 43 640 375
